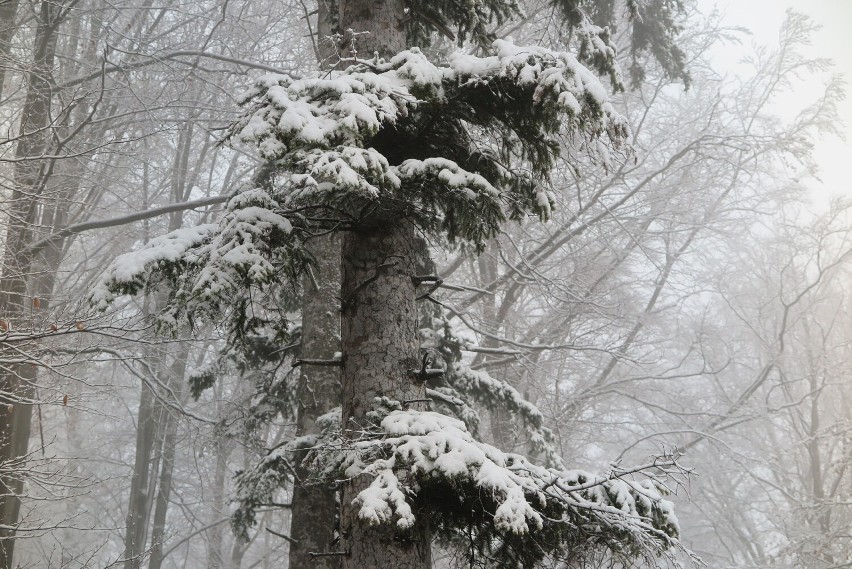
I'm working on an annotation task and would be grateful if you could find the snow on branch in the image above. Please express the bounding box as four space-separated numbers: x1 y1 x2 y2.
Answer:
234 39 627 155
311 406 687 566
420 315 564 468
229 39 627 249
93 38 629 321
91 188 305 337
235 403 688 565
401 0 632 91
451 363 564 468
90 223 218 310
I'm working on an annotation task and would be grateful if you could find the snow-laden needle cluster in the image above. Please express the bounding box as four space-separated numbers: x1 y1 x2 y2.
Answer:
92 36 689 568
91 40 627 330
236 400 686 567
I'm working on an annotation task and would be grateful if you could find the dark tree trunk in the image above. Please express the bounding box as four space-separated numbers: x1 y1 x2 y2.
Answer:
0 4 58 566
289 234 343 568
338 0 406 59
333 3 432 567
287 3 343 567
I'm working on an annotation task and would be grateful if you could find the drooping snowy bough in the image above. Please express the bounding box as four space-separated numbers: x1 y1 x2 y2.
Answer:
300 402 683 567
93 37 691 567
92 40 627 328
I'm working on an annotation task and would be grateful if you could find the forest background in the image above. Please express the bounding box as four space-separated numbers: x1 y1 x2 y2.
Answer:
1 0 851 568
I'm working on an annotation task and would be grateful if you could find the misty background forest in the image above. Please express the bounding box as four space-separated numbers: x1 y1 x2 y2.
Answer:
1 0 850 568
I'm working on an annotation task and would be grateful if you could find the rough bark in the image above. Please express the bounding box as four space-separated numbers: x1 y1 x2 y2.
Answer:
289 233 343 568
333 3 431 567
340 220 431 569
338 0 406 59
287 3 343 566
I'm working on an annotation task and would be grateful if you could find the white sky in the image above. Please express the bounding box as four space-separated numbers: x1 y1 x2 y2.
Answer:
697 0 852 199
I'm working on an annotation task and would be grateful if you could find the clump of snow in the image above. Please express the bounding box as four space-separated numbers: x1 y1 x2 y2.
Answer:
355 410 545 534
290 146 400 201
92 188 296 322
228 38 627 230
90 224 218 310
331 408 681 544
397 158 499 200
445 39 626 135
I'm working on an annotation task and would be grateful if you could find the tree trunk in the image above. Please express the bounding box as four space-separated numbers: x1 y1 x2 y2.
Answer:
332 3 431 567
123 365 159 569
0 0 20 101
338 0 406 58
147 362 188 569
289 234 342 567
287 3 343 566
0 4 58 566
474 249 514 451
206 426 230 568
340 220 431 569
124 120 195 568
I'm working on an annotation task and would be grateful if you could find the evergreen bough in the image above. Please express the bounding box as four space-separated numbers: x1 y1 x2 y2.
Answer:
92 7 694 567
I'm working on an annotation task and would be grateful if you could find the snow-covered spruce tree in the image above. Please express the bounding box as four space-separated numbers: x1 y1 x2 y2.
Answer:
92 1 692 568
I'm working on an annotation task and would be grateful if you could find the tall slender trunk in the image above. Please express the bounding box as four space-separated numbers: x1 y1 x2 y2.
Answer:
147 355 189 569
289 234 342 567
0 4 58 567
123 360 159 569
207 426 230 568
287 3 343 566
124 121 195 569
803 335 832 565
123 331 191 569
0 0 20 101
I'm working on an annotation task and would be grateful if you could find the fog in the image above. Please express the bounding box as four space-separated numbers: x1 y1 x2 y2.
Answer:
1 1 850 568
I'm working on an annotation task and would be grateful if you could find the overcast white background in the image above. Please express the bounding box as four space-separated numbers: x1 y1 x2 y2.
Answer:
698 0 852 202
